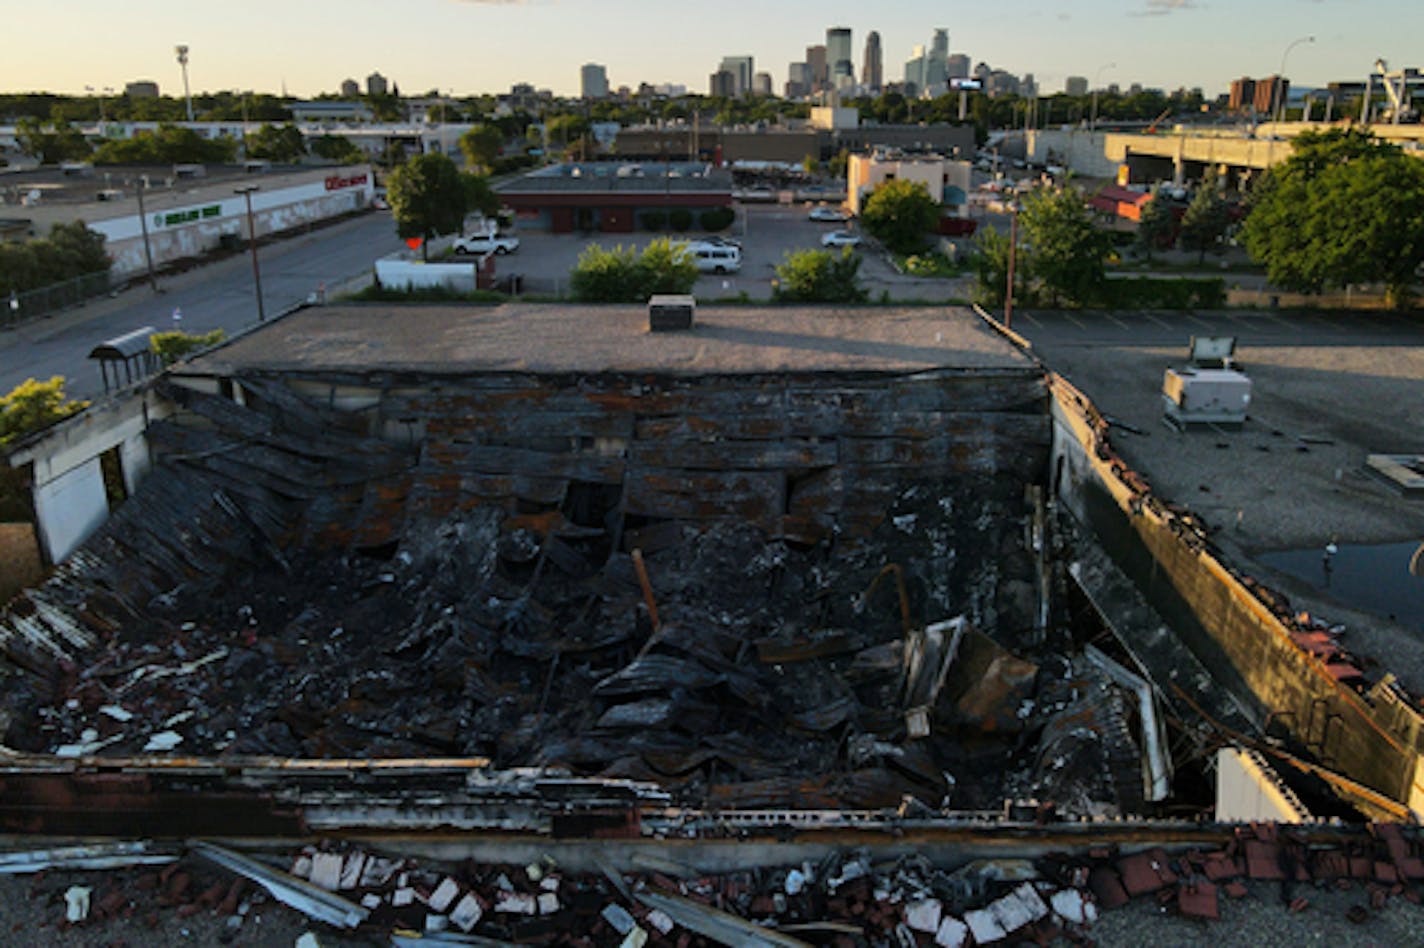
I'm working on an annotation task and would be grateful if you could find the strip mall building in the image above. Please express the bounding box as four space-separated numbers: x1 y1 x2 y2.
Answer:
496 162 733 234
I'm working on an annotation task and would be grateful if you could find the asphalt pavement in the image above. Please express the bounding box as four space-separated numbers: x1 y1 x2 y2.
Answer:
0 211 406 401
502 203 970 302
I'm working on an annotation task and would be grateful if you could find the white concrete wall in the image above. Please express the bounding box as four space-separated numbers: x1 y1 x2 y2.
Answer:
32 457 109 564
375 259 478 293
86 166 374 277
7 388 171 564
1025 130 1121 180
1215 748 1311 823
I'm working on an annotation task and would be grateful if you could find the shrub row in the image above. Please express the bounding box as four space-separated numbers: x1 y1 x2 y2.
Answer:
640 207 736 233
1098 277 1226 309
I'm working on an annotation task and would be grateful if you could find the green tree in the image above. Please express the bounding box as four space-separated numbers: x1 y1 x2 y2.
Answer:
244 123 306 163
92 125 237 164
1243 129 1424 308
459 125 504 172
638 238 699 295
16 118 92 164
46 222 111 277
546 114 591 156
0 223 110 296
150 329 226 366
971 225 1016 308
0 377 89 447
570 244 641 302
310 135 365 164
1179 171 1231 264
462 174 500 219
859 179 940 255
1019 185 1112 306
387 152 468 260
569 239 697 302
773 248 867 303
1133 188 1177 262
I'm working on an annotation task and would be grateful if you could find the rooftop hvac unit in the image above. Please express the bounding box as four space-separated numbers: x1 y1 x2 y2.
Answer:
1163 367 1251 429
648 294 695 332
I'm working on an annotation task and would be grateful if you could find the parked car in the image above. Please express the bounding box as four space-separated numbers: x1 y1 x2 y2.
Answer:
684 241 742 274
820 231 862 249
452 232 519 255
808 205 852 222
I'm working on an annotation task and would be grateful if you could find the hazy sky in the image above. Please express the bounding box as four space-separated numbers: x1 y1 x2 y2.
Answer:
4 0 1420 99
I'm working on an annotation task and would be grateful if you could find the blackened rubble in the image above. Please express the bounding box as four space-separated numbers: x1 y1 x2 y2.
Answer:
0 338 1156 816
12 825 1424 945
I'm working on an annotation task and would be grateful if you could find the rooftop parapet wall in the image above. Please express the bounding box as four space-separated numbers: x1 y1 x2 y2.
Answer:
1048 373 1424 820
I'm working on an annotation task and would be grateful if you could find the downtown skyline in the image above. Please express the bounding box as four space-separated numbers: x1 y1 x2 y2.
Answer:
3 0 1421 99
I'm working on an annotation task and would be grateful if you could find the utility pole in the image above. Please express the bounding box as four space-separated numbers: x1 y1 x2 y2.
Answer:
234 186 265 321
134 178 159 293
1004 207 1018 329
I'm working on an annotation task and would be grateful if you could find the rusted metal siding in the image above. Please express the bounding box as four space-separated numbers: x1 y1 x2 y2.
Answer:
1049 373 1424 818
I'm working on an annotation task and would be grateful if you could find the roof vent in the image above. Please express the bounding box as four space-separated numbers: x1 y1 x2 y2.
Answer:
648 294 694 332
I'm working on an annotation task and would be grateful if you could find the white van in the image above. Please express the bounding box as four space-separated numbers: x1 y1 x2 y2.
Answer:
687 242 741 274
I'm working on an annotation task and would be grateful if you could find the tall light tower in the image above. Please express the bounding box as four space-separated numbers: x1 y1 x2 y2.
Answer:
175 45 194 122
1272 36 1314 125
1089 62 1116 132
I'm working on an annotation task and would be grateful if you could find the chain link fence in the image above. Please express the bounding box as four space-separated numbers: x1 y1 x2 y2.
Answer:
2 271 114 329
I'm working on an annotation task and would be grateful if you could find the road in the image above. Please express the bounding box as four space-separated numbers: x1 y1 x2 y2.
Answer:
0 211 406 401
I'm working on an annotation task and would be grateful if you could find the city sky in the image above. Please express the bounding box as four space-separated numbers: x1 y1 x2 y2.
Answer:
4 0 1420 99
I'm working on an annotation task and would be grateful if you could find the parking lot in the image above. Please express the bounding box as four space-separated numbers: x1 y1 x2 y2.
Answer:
493 203 972 302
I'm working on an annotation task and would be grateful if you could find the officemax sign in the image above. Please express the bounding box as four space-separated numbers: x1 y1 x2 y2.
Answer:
154 203 222 228
325 173 369 191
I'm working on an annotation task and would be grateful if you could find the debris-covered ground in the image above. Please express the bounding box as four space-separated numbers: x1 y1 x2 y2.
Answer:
7 824 1424 946
8 471 1143 816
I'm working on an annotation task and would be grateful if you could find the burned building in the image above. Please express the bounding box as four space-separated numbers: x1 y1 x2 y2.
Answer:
2 302 1423 876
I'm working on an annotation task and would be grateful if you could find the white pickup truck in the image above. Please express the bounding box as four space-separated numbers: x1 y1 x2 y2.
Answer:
452 232 519 255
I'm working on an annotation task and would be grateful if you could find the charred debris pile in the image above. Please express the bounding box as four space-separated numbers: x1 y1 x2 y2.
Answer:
1 370 1165 816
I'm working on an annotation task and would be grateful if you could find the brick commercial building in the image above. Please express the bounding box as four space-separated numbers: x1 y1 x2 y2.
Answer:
496 162 733 233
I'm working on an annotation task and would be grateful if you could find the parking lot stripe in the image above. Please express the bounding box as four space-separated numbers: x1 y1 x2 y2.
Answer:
1064 313 1087 330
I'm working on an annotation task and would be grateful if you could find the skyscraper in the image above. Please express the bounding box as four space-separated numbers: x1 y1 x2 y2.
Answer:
924 29 949 92
827 27 853 85
1065 76 1089 97
806 45 828 91
718 56 754 97
946 54 971 81
904 45 926 97
786 62 812 99
580 63 609 100
753 72 773 96
709 70 737 98
862 31 883 92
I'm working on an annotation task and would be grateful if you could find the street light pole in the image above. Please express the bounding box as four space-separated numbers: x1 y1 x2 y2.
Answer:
1273 36 1315 125
1089 62 1116 132
84 85 108 132
234 186 265 321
